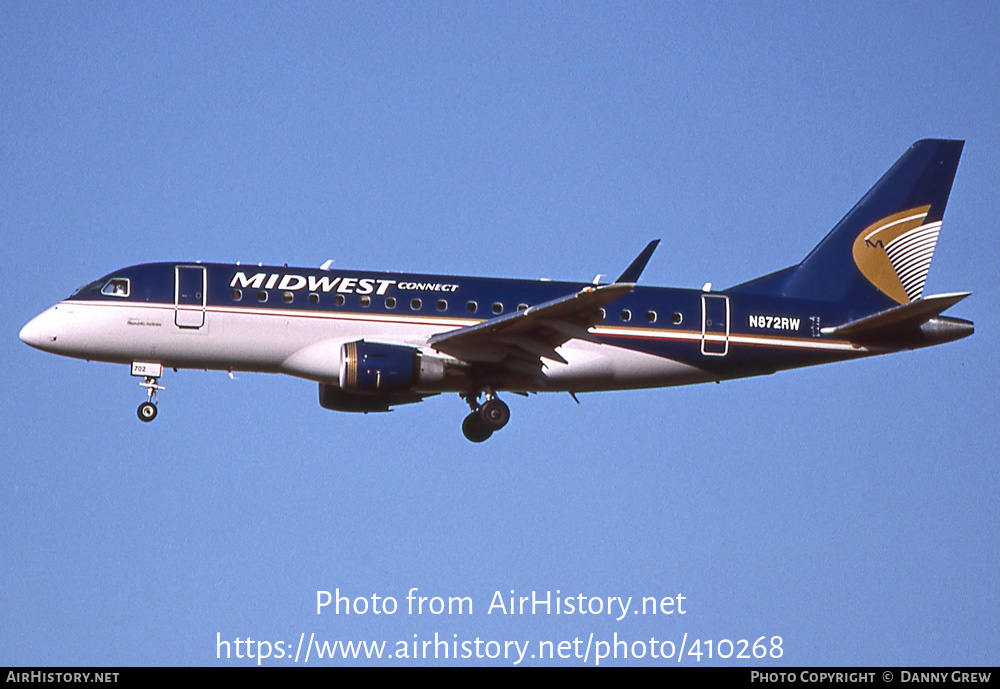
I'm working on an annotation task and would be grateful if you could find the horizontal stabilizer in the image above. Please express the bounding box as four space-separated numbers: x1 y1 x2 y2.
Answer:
821 292 971 340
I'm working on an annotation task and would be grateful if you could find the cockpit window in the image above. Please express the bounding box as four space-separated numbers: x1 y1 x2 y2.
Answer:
71 279 105 297
101 278 130 298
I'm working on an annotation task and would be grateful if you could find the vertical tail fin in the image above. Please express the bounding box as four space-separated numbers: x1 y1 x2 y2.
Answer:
731 139 964 315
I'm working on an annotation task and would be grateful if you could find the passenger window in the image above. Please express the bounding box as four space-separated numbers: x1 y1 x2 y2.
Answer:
437 299 447 311
257 290 268 303
411 298 422 310
282 291 294 304
232 289 243 302
385 297 397 309
517 303 528 311
334 295 345 306
672 312 683 325
308 293 319 305
102 278 130 298
620 309 632 322
646 310 657 323
467 301 478 313
492 302 503 315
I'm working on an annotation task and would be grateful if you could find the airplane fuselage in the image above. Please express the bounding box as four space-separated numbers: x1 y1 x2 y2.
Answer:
20 261 967 394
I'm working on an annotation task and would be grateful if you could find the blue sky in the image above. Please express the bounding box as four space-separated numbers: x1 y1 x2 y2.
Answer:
2 1 998 666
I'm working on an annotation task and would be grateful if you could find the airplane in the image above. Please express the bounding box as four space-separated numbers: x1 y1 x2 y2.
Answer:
19 139 973 442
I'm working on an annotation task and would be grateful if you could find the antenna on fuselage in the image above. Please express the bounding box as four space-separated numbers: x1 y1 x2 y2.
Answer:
320 260 334 271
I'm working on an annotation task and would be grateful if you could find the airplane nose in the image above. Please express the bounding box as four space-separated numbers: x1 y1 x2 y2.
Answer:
19 310 59 350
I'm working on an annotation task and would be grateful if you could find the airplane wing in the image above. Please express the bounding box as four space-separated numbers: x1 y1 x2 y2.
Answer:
427 282 632 385
427 241 659 387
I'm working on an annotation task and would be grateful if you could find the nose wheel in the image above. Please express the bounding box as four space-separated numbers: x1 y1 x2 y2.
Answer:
137 401 158 422
137 375 164 423
460 392 510 442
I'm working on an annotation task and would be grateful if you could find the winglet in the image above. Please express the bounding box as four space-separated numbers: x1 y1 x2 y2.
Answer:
615 240 660 283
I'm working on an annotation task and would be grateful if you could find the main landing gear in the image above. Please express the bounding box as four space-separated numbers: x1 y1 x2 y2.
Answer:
461 392 510 443
137 375 164 422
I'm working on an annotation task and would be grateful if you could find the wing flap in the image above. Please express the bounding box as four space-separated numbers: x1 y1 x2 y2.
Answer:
495 335 569 364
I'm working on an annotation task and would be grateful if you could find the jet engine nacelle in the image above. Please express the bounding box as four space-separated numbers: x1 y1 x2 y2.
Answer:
339 340 446 393
318 384 427 413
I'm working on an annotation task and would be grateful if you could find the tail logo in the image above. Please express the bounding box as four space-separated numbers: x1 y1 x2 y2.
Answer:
852 205 941 304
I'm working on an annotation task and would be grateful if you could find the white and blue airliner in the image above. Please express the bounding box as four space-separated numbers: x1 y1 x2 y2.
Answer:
20 140 973 441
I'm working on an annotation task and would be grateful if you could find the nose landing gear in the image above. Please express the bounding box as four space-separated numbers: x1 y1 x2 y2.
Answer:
461 392 510 442
137 376 164 422
131 362 165 423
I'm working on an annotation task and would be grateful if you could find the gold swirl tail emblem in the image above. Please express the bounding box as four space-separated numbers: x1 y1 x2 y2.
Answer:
852 205 941 304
